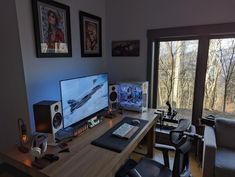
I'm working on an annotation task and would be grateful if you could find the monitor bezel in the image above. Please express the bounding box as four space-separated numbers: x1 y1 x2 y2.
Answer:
60 73 109 128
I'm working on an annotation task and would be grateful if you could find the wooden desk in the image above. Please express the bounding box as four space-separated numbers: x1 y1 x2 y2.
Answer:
0 109 158 177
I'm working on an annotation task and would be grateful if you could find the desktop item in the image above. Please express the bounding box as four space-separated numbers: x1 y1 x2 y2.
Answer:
58 148 70 153
60 73 109 128
32 152 59 170
118 81 148 112
31 139 59 170
33 101 63 146
165 101 178 120
43 154 59 162
109 84 119 109
130 119 141 126
55 127 75 142
166 101 172 116
73 122 89 137
103 108 120 119
112 123 139 139
92 117 149 153
87 116 102 128
31 133 48 159
17 118 29 153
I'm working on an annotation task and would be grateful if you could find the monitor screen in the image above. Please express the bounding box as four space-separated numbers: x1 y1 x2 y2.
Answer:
60 73 108 128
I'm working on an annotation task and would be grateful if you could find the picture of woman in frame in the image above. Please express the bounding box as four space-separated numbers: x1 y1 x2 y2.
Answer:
47 10 65 50
79 11 102 57
32 0 72 57
85 21 98 51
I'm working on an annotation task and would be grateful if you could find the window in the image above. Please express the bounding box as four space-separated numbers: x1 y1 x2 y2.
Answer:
147 23 235 124
157 40 198 120
203 38 235 119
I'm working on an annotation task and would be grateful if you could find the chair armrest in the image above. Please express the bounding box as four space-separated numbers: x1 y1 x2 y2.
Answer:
202 126 217 177
154 143 175 168
155 143 176 151
128 169 142 177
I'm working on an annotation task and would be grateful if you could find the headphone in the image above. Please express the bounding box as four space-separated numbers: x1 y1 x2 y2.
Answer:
31 134 47 158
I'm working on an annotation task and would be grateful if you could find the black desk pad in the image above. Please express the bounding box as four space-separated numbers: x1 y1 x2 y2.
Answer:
91 117 148 153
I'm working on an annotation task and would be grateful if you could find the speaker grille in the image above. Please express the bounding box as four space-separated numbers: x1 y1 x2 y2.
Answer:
53 112 62 129
110 92 117 101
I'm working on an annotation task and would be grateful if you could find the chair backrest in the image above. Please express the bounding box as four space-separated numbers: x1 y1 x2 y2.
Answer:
170 119 195 177
215 117 235 149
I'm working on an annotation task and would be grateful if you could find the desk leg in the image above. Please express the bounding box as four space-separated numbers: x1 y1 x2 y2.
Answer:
146 125 155 158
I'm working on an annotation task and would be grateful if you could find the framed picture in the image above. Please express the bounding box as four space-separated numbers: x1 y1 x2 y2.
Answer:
79 11 102 57
112 40 140 57
32 0 72 57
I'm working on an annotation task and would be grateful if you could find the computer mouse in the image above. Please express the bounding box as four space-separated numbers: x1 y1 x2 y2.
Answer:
131 119 141 126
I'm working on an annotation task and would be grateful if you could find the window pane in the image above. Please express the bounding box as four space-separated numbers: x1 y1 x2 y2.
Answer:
157 40 199 120
203 38 235 119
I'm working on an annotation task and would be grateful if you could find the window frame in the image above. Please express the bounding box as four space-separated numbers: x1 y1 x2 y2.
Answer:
147 23 235 125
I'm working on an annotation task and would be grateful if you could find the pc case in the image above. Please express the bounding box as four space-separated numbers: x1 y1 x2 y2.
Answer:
118 81 148 112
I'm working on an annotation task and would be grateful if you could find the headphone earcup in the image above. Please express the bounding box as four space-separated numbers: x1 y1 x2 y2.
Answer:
31 147 41 158
42 141 47 153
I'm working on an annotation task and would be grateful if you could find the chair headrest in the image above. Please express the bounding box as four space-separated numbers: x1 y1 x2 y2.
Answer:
170 119 191 146
174 119 190 132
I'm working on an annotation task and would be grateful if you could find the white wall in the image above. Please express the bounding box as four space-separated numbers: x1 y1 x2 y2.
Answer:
106 0 235 82
0 0 29 150
15 0 107 131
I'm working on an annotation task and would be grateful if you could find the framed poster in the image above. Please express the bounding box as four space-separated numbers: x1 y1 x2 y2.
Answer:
32 0 72 57
112 40 140 57
79 11 102 57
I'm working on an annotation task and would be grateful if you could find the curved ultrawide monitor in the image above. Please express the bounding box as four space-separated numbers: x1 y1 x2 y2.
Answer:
60 73 108 128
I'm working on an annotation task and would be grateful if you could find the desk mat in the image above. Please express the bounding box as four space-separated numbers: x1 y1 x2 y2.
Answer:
91 117 148 153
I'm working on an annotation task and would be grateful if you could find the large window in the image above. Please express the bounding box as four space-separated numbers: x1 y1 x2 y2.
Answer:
147 23 235 124
157 40 198 120
203 38 235 119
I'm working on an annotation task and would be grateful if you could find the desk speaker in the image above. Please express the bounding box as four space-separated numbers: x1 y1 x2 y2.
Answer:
33 100 63 145
109 84 118 109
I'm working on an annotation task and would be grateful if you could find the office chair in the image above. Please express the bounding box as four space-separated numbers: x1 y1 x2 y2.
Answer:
128 119 199 177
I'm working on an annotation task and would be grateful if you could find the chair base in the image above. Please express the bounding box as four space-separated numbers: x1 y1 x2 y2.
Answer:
134 158 172 177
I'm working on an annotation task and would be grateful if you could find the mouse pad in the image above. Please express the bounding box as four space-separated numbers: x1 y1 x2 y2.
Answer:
91 117 148 153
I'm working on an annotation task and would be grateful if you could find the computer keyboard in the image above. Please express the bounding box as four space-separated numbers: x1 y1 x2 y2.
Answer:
112 123 137 139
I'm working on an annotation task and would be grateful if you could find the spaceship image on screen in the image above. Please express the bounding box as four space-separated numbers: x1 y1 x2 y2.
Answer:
67 83 104 113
